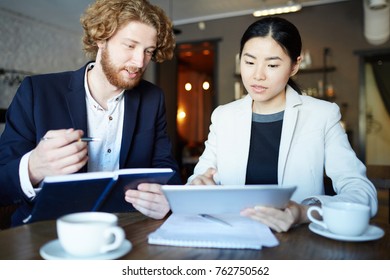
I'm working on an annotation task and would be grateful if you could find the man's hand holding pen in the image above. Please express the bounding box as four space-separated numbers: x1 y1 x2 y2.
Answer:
28 128 89 186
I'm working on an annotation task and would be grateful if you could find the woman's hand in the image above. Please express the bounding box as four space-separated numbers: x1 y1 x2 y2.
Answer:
240 201 310 232
188 167 217 185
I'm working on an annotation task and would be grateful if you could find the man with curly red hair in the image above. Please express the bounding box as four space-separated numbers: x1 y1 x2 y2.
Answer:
0 0 181 226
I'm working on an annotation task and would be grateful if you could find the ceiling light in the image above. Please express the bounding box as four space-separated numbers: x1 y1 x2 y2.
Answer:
202 81 210 91
253 1 302 17
185 83 192 91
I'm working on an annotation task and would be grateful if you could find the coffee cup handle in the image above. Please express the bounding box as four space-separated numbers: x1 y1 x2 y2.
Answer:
100 226 125 253
307 206 327 229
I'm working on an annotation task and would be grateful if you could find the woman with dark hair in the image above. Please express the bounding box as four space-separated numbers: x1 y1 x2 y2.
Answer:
187 17 377 232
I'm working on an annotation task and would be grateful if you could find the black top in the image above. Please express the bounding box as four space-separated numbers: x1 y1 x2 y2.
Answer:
245 111 284 184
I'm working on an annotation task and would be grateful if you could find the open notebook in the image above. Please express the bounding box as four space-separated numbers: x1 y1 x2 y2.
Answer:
148 213 279 249
26 168 175 223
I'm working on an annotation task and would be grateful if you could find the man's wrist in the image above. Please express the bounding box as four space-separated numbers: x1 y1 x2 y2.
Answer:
19 151 36 198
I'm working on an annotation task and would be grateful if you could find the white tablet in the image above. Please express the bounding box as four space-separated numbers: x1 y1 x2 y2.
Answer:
162 185 297 215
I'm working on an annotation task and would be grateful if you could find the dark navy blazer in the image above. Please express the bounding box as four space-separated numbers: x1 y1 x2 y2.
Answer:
0 63 182 225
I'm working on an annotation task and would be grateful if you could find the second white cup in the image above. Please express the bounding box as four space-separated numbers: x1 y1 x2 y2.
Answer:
57 212 125 257
307 201 370 236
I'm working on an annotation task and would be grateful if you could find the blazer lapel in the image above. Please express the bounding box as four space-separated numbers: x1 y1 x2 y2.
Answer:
232 95 253 184
119 89 140 167
65 65 88 135
278 87 301 185
65 65 89 172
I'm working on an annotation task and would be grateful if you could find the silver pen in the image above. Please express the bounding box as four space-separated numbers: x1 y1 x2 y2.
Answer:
41 136 101 142
199 214 233 227
78 137 101 142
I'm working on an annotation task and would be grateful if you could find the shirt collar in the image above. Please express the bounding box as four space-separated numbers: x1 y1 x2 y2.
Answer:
84 62 125 111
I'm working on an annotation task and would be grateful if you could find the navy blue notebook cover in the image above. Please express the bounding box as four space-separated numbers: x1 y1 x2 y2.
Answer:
27 168 175 223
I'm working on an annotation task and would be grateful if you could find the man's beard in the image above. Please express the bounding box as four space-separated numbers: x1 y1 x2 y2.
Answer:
100 47 143 90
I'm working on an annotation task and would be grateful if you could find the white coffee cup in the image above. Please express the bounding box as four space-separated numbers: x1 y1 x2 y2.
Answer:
307 201 370 236
57 212 125 257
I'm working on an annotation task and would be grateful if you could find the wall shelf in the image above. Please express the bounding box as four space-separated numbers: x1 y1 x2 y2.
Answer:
299 66 336 74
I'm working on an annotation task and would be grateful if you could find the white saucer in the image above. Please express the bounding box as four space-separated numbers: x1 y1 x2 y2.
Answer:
309 223 385 242
40 239 132 260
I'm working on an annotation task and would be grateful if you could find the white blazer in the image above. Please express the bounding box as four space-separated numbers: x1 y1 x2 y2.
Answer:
188 86 378 216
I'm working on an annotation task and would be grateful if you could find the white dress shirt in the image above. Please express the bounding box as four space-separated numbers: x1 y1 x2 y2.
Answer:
84 63 124 172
